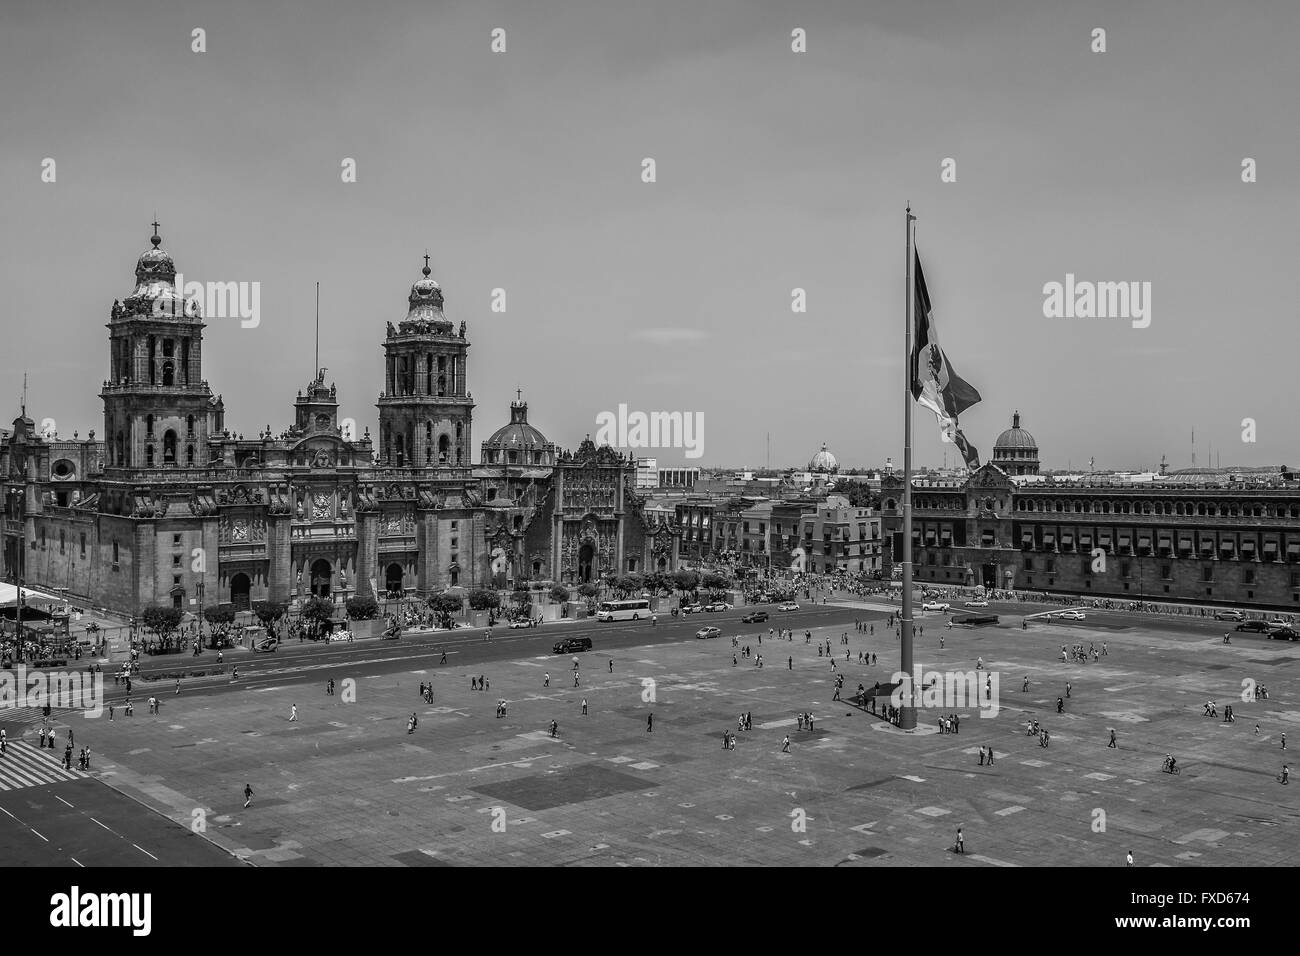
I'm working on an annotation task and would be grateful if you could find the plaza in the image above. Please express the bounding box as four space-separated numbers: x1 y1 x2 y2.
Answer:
6 600 1295 866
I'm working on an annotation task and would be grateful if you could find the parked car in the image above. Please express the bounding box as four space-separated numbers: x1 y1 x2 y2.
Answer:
1055 609 1087 621
695 626 721 639
552 637 592 654
509 618 532 629
922 601 950 612
1213 609 1246 621
1235 620 1273 633
963 599 990 608
741 610 770 624
681 604 704 614
705 602 732 612
1266 619 1289 629
1268 627 1299 641
778 602 800 611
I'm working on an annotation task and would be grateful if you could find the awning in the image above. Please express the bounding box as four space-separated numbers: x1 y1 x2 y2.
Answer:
1099 532 1112 546
1179 536 1192 549
1289 542 1300 557
940 529 952 541
1241 540 1256 552
1118 533 1131 546
1060 533 1074 547
1200 539 1215 553
924 530 937 543
1021 531 1034 546
1138 535 1151 547
1158 534 1172 546
1263 540 1278 554
1220 539 1236 552
1079 533 1092 546
1043 532 1056 545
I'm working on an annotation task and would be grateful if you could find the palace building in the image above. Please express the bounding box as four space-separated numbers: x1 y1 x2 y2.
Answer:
880 413 1300 610
1 228 680 614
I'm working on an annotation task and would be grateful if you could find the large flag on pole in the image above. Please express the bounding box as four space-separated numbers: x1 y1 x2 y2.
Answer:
911 251 982 468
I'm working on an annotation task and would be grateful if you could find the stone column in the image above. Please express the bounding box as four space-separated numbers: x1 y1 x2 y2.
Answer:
266 514 292 603
355 511 379 600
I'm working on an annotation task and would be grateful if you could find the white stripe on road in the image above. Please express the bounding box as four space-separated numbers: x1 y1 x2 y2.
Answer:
133 844 159 861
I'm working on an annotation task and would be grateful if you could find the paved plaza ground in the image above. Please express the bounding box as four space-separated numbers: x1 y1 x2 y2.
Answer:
9 604 1300 866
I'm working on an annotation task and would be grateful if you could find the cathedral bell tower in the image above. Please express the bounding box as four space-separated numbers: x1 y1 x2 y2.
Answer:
376 256 473 468
100 223 218 470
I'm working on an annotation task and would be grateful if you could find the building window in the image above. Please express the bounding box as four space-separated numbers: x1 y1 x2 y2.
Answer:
1160 564 1171 580
80 533 86 557
173 554 181 567
173 575 181 587
113 541 119 565
450 521 458 531
451 537 458 549
1202 566 1214 582
174 534 181 546
1045 559 1055 574
1023 558 1034 571
1244 569 1256 585
1120 561 1130 578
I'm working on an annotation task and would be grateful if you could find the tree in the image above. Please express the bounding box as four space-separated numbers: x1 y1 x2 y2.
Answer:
140 605 184 645
613 574 644 598
252 600 287 632
673 569 700 598
702 571 732 592
203 605 237 649
299 596 335 639
346 595 379 620
577 582 600 599
549 584 571 604
427 592 463 630
468 589 500 612
643 570 671 596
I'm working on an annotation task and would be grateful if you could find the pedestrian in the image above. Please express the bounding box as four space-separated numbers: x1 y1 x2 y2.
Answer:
788 656 793 670
955 828 964 854
1283 732 1288 750
244 783 254 809
175 679 181 696
1283 765 1290 785
953 714 960 734
986 745 994 765
1256 723 1261 736
574 673 580 688
108 703 114 721
1102 642 1108 655
1023 676 1029 693
1066 681 1072 698
1126 850 1133 867
440 650 447 665
327 678 335 696
290 704 298 722
609 659 614 673
549 719 558 738
544 673 550 688
581 698 588 716
647 713 654 732
978 745 985 766
1108 728 1117 748
782 735 790 753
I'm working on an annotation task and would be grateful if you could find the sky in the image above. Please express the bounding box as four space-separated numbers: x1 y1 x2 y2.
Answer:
2 0 1297 472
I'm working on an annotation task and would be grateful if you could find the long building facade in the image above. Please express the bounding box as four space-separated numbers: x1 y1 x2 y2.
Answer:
881 415 1300 610
1 229 680 615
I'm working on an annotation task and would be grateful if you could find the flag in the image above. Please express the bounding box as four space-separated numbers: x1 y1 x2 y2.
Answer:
911 251 982 468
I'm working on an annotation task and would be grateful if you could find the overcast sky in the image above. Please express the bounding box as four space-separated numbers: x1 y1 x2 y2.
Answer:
2 0 1297 472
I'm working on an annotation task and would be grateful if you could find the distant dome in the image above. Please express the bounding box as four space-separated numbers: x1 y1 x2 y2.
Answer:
809 442 838 473
992 411 1040 475
482 400 557 466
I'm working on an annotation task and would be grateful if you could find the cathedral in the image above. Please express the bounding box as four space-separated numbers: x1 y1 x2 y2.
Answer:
1 228 681 615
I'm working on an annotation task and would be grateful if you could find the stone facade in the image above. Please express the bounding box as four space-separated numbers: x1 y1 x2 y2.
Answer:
1 230 679 614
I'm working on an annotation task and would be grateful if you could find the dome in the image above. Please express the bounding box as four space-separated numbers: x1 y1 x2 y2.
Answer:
118 224 195 318
405 256 448 325
809 442 838 473
994 411 1037 451
481 400 557 466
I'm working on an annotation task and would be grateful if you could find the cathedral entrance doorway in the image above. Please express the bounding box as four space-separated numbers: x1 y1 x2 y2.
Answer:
385 563 404 597
578 544 595 583
230 573 251 610
981 563 997 588
311 559 333 598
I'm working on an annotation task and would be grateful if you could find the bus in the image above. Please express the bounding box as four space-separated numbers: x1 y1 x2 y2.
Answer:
951 614 999 627
596 599 652 622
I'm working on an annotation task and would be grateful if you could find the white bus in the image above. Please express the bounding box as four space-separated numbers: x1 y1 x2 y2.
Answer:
596 599 652 622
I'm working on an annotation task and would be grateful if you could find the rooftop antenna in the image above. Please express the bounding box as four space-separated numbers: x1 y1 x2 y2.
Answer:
21 370 27 417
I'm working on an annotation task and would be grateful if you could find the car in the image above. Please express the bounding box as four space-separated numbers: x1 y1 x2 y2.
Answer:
741 610 770 624
552 637 592 654
705 602 732 612
963 599 990 608
922 601 950 612
509 619 532 629
1268 627 1299 641
778 602 799 611
681 604 704 614
1055 610 1087 621
1235 620 1273 633
1266 619 1289 629
695 626 721 639
1213 609 1246 621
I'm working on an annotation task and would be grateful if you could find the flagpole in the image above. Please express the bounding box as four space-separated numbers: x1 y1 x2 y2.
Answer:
900 204 917 730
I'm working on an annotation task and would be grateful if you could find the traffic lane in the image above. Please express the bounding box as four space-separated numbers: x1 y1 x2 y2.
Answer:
0 778 242 867
106 604 877 701
980 601 1296 641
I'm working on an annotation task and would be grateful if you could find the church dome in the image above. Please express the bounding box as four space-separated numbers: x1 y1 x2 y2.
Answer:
118 224 195 318
405 256 448 325
809 442 838 473
992 411 1040 475
482 400 557 466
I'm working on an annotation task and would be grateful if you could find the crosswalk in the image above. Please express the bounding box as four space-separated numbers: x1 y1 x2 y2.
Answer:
0 741 85 791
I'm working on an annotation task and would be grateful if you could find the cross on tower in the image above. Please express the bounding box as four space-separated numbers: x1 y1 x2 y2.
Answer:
423 251 431 276
151 219 161 237
516 386 523 403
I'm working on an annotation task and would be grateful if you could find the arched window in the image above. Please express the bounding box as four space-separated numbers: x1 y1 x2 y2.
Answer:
438 434 451 463
186 414 195 437
395 434 405 467
115 432 125 465
163 430 177 464
162 362 175 386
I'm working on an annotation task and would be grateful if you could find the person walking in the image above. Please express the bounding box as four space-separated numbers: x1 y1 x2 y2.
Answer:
646 713 654 733
244 783 254 809
782 735 790 753
978 745 986 766
175 679 181 696
986 745 994 765
581 698 588 716
549 719 558 738
1108 728 1117 748
608 659 614 673
1066 681 1072 699
1126 850 1133 867
440 650 447 665
290 704 298 722
788 656 793 670
1283 732 1287 751
544 672 550 688
1283 764 1290 785
955 828 964 854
